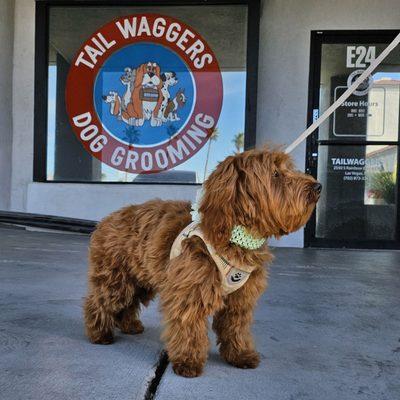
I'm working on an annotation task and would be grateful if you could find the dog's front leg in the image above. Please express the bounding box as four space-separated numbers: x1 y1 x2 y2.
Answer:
160 238 223 377
163 306 209 378
212 267 267 369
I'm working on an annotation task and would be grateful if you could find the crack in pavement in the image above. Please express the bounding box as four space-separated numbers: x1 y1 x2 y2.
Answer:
142 350 169 400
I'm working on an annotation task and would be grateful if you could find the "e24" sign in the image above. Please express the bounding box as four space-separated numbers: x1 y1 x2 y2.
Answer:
346 46 376 68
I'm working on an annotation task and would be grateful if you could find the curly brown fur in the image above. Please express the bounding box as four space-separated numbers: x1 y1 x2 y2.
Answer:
84 147 320 377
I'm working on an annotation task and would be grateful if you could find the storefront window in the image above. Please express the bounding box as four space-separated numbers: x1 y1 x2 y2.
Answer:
42 4 251 183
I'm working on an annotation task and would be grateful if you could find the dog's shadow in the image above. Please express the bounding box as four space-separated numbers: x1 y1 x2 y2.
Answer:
16 299 234 364
13 298 162 351
207 351 228 367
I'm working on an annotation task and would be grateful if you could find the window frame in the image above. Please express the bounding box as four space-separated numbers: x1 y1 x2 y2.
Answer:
33 0 261 184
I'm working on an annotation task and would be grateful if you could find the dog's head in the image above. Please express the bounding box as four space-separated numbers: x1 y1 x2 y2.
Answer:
161 72 178 87
120 67 135 85
141 62 161 87
134 63 161 89
176 89 186 106
102 91 119 103
199 147 321 245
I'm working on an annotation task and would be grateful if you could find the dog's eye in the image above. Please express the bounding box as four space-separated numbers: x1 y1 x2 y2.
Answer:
273 170 279 178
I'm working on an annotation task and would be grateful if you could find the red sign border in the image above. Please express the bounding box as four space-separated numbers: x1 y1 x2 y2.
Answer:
65 13 223 174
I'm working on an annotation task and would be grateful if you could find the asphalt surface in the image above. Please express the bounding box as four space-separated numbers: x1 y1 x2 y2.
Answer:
0 225 399 400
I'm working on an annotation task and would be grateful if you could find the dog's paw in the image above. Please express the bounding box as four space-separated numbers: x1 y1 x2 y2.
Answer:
120 320 144 335
89 332 114 345
131 320 145 334
150 117 162 127
172 362 203 378
223 349 260 369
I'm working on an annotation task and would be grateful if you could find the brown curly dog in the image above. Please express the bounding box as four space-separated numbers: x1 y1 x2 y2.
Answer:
84 147 321 377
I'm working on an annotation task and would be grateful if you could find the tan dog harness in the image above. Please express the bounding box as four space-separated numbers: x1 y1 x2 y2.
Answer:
170 222 256 295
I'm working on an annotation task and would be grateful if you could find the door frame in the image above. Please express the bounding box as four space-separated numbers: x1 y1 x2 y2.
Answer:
305 30 400 249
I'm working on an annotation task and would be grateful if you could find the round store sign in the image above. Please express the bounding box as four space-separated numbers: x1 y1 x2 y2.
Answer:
66 14 223 174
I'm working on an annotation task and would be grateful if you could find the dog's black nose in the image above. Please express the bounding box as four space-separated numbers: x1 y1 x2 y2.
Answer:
313 182 322 193
148 72 155 78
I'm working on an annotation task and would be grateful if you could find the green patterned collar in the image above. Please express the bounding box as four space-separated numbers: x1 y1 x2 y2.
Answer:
230 225 266 250
191 189 266 250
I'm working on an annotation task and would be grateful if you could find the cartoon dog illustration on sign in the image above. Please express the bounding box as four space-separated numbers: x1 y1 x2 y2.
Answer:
164 88 186 122
159 72 178 122
120 67 135 111
102 91 122 119
103 62 186 127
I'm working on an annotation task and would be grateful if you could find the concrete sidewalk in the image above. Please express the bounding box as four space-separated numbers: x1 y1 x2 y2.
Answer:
0 226 399 400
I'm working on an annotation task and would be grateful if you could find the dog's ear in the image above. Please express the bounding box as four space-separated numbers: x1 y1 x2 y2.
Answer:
199 155 239 246
134 64 145 87
161 73 166 82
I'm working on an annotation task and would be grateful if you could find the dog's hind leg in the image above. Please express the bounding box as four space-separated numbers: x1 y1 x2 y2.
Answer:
116 284 156 334
116 296 144 335
84 292 116 345
84 269 137 344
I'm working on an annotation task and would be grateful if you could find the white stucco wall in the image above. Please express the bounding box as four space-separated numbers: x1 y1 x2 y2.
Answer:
0 0 15 210
11 0 35 212
26 183 199 220
8 0 400 246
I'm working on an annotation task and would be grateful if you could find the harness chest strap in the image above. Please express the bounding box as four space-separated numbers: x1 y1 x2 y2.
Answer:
170 222 256 295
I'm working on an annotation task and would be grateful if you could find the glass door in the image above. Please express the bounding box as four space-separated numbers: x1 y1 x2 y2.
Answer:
305 31 400 249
